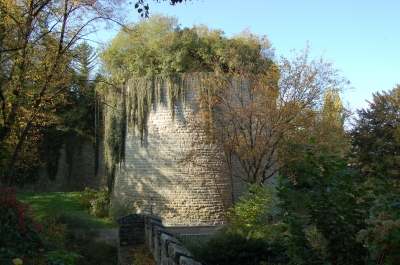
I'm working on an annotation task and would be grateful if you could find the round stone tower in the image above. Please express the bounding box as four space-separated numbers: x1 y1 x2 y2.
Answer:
110 77 236 226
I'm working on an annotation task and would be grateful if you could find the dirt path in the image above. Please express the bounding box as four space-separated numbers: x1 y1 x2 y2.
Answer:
95 229 156 265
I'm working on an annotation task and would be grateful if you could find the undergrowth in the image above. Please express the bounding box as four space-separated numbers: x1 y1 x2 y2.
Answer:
16 190 119 265
17 191 116 228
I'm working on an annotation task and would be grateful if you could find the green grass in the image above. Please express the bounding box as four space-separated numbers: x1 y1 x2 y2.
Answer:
17 191 117 229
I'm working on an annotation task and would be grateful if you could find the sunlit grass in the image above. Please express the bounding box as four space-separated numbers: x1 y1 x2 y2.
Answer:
17 191 117 229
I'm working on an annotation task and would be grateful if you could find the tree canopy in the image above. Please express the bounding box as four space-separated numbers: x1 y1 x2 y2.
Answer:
99 14 273 82
133 0 198 17
187 45 350 193
0 0 126 185
350 84 400 180
279 87 350 185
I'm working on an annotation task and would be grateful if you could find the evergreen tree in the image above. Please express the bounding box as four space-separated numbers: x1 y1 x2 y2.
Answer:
0 0 126 185
350 84 400 180
41 42 101 179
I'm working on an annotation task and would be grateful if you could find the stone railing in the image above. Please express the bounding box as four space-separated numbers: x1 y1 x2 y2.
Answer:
117 214 202 265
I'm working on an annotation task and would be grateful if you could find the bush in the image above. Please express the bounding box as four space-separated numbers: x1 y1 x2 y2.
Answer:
227 183 277 228
75 241 117 265
53 211 95 230
0 183 83 265
356 193 400 264
61 225 117 265
187 180 287 265
109 202 132 220
90 196 110 218
43 210 118 265
39 213 69 251
0 182 45 263
278 143 400 265
191 225 287 265
44 251 83 265
75 188 110 218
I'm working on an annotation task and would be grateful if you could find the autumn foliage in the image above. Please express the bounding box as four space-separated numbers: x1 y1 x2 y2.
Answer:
0 182 44 263
0 0 126 186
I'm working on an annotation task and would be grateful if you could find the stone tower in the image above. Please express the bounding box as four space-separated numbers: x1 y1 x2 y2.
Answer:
110 77 239 226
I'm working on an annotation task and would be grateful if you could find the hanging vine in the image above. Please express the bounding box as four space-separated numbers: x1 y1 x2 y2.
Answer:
102 73 196 190
104 88 126 191
98 15 275 191
125 74 192 140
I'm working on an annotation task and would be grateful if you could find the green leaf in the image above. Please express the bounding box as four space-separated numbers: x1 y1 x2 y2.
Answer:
373 189 381 196
342 174 351 182
309 137 316 143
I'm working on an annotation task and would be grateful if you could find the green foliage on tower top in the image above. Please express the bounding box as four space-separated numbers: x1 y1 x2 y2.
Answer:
97 14 275 191
98 14 274 83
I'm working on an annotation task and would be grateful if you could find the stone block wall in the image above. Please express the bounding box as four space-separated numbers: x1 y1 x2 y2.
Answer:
19 139 107 192
111 79 243 226
118 214 202 265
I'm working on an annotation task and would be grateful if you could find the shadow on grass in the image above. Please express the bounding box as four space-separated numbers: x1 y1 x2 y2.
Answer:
17 191 117 228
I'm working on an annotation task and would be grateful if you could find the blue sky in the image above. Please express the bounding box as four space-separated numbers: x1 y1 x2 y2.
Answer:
94 0 400 112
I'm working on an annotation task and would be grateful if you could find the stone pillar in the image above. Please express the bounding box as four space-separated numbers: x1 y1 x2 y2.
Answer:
117 214 145 246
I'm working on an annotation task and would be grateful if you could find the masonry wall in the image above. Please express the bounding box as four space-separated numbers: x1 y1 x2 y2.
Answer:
111 80 241 226
19 139 107 192
118 214 202 265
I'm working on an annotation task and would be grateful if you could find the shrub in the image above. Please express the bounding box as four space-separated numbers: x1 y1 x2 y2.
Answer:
227 183 277 228
90 195 110 218
278 142 400 265
0 182 44 263
109 202 132 220
191 225 287 265
132 245 156 265
75 188 110 218
44 251 83 265
188 180 287 265
44 210 117 265
0 183 83 265
187 180 287 265
356 193 400 264
39 213 69 251
75 241 117 265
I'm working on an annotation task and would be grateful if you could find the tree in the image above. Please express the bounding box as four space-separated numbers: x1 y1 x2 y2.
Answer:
41 42 101 180
279 87 350 185
277 147 400 265
322 88 345 126
0 0 127 185
319 87 350 154
98 16 350 198
133 0 198 17
350 84 400 180
187 45 350 200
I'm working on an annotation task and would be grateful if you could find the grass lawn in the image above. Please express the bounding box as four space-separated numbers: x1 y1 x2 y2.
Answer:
17 191 118 229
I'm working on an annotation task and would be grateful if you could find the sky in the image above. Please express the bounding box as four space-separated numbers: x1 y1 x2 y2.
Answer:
93 0 400 113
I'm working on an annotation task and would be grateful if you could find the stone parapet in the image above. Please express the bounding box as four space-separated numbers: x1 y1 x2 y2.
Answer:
118 214 202 265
